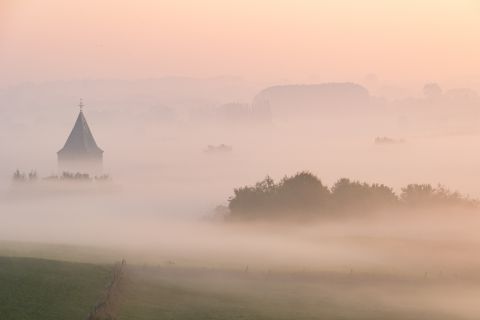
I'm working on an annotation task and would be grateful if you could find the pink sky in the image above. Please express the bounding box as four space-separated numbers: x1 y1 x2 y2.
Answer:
1 0 479 88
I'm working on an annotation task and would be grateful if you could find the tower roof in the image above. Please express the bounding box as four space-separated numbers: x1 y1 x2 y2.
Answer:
58 110 103 155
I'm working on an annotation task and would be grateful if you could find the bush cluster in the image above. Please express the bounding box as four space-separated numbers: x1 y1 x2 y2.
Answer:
228 172 477 219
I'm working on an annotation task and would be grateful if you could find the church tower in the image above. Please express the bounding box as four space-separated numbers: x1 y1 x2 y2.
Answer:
57 100 103 174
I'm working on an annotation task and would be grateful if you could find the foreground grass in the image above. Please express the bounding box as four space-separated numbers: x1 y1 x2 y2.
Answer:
0 242 475 319
0 256 111 320
118 266 463 320
0 240 122 264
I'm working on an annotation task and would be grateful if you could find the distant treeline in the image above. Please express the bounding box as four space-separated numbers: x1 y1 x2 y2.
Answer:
13 170 110 182
227 172 477 219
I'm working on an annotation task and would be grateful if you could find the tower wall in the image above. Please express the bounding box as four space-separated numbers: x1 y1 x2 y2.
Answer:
58 153 103 176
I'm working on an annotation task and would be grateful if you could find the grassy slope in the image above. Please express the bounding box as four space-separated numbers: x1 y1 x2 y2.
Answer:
0 241 122 264
0 257 111 320
118 266 459 320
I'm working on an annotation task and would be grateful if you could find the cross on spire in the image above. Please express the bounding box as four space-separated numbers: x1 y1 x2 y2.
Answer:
79 99 84 112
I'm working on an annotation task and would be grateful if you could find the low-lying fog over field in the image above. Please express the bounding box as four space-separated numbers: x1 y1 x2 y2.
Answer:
2 79 480 318
2 1 480 318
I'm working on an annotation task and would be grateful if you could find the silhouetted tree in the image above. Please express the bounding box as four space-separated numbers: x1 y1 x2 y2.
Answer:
12 170 26 182
331 178 398 212
277 171 330 212
28 170 38 181
229 172 329 218
423 83 443 99
229 175 278 217
401 184 476 208
400 184 434 206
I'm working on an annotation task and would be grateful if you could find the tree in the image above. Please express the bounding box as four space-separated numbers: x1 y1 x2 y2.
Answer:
228 172 330 218
277 171 330 212
401 184 476 208
400 184 434 206
12 170 26 182
423 83 443 99
229 176 278 217
331 179 371 211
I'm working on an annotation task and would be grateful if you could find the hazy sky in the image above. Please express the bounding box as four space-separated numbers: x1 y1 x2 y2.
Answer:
1 0 479 88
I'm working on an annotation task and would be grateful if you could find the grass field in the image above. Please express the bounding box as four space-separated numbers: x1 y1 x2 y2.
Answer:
117 266 468 320
1 258 475 320
0 256 112 320
2 241 479 320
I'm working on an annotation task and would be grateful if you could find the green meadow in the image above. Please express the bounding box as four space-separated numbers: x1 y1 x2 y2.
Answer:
0 256 111 320
1 242 477 320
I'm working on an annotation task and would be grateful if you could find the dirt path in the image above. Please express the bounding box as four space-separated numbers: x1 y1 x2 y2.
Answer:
85 260 126 320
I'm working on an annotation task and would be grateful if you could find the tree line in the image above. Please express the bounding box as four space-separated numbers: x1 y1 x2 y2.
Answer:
13 170 110 182
227 172 477 219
